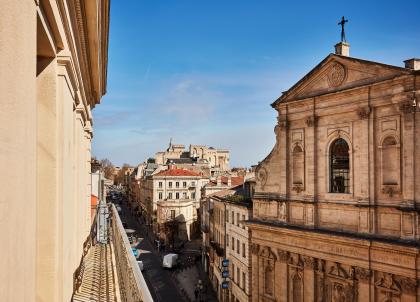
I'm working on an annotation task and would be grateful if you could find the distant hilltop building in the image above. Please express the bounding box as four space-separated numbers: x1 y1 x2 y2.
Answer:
155 140 230 174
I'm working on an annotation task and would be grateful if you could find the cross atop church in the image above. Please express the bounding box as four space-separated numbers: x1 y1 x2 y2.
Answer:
338 16 348 42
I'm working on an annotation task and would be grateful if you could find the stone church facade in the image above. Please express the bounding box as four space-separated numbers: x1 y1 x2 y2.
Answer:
248 43 420 302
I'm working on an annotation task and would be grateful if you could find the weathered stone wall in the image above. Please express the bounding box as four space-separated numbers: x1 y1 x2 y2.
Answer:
251 54 420 301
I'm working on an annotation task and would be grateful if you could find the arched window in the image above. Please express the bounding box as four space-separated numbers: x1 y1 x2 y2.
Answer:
292 145 304 185
381 136 399 185
330 138 350 193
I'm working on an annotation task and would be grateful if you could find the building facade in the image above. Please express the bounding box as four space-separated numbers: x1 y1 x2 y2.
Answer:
140 165 208 243
0 0 109 301
249 42 420 301
155 141 230 173
202 178 254 302
226 200 252 302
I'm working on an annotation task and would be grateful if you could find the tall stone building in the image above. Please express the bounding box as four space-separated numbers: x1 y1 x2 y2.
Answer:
155 141 230 173
0 1 109 301
249 42 420 301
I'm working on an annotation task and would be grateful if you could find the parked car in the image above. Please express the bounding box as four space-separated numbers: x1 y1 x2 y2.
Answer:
137 260 144 272
131 248 139 258
162 253 178 269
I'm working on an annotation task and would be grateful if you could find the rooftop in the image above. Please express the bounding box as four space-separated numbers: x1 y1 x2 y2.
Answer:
208 176 244 187
155 168 202 177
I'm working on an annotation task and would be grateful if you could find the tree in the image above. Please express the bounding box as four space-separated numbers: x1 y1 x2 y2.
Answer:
114 163 131 185
100 158 115 180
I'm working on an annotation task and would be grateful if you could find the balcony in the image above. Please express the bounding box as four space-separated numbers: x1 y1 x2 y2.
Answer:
201 224 209 233
210 240 224 257
72 204 153 302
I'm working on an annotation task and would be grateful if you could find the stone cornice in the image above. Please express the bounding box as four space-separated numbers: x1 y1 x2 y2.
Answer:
57 56 78 100
252 197 420 213
275 69 413 107
56 0 109 108
248 219 420 249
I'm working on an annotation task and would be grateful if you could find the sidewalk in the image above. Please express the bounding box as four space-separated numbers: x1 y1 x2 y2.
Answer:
173 260 217 302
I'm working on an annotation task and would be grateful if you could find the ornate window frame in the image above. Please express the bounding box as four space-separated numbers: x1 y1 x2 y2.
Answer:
325 131 354 200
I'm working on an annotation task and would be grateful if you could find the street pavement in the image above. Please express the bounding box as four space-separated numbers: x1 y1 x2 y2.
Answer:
118 201 186 302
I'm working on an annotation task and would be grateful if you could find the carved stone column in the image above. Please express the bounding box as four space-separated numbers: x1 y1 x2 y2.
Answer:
250 244 260 302
356 105 371 206
304 112 317 204
354 267 372 302
303 256 316 302
277 250 289 302
305 110 317 228
399 102 416 207
277 113 289 199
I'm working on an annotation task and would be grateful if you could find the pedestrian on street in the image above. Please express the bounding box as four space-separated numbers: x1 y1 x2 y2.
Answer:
194 288 198 301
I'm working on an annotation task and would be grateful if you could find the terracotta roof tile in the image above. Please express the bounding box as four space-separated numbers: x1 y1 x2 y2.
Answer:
209 176 244 187
155 168 201 177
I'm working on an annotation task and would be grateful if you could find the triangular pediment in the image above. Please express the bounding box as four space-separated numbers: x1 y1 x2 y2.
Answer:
273 54 412 106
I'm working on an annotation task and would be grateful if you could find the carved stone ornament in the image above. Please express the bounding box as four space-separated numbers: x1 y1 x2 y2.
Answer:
292 184 304 194
303 256 317 270
357 106 371 119
256 167 268 187
399 100 417 114
279 202 286 220
327 63 346 87
278 119 289 130
305 115 318 127
354 267 372 281
382 185 400 197
394 276 418 295
277 249 289 262
259 246 277 261
250 243 260 255
288 254 304 268
327 262 349 280
375 272 401 296
316 259 326 273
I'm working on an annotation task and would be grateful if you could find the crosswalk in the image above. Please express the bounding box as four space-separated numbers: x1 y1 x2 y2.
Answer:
72 244 117 302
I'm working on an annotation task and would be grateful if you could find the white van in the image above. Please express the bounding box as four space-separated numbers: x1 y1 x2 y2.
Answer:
162 253 178 269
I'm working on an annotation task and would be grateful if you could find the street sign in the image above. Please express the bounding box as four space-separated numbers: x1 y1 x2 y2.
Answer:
222 259 229 267
221 281 229 289
222 270 229 278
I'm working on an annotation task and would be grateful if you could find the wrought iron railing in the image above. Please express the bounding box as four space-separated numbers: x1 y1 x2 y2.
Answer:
110 204 154 302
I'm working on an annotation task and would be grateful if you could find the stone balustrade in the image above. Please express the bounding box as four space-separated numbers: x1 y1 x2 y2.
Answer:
110 204 154 302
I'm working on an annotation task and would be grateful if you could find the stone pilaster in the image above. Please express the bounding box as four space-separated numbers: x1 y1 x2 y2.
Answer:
303 256 316 301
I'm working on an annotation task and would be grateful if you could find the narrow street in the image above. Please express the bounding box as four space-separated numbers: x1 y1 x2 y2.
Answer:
117 200 186 302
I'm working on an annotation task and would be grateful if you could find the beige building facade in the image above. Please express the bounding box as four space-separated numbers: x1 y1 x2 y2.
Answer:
0 1 109 301
226 201 252 302
202 179 253 302
249 43 420 302
137 165 208 243
155 141 230 172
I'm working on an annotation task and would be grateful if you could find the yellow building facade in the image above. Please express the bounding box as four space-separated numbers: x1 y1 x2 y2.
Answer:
249 44 420 301
0 1 109 301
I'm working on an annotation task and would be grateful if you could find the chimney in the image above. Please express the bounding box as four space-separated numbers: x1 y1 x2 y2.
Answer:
227 176 232 187
404 58 420 70
335 42 350 57
169 162 176 170
216 175 222 186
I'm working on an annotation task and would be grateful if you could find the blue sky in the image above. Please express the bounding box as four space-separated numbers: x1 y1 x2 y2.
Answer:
92 0 420 167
